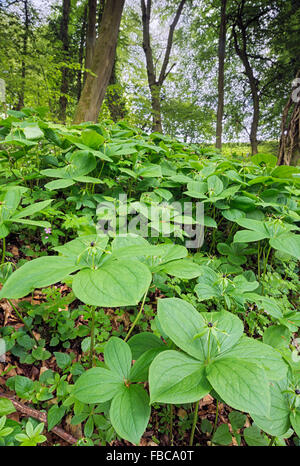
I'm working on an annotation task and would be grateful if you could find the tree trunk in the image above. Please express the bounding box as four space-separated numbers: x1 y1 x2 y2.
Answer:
85 0 97 82
278 69 300 166
232 23 260 155
16 0 29 110
77 5 87 101
58 0 71 123
150 84 163 133
73 0 125 124
141 0 187 133
215 0 227 150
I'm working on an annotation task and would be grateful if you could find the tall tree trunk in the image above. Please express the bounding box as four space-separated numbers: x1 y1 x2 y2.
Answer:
77 5 88 101
141 0 187 133
233 22 260 155
85 0 97 82
73 0 125 124
97 0 105 34
58 0 71 123
215 0 227 150
16 0 29 110
278 69 300 166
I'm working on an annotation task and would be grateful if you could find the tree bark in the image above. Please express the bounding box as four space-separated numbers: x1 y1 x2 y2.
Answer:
77 5 87 101
141 0 187 133
278 69 300 166
85 0 97 82
73 0 125 124
215 0 227 150
58 0 71 123
232 21 259 155
16 0 29 110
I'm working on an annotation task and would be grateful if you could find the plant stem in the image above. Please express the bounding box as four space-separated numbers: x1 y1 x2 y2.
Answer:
257 241 261 279
169 404 174 446
189 400 200 446
89 306 96 368
268 435 275 446
1 237 5 264
7 299 39 345
212 399 219 435
124 287 149 342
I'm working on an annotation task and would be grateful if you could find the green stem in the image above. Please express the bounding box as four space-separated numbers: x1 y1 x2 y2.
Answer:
124 287 149 342
170 404 173 446
268 435 275 446
7 299 39 345
189 400 200 446
89 306 96 368
212 399 219 435
1 237 5 264
257 241 261 279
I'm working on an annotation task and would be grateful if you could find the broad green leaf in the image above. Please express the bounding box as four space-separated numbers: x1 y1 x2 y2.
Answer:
73 367 123 403
251 380 291 436
290 410 300 437
128 332 165 360
72 259 152 307
47 405 65 431
109 384 151 445
45 179 75 190
160 259 203 279
149 350 210 404
219 336 287 381
212 424 232 445
0 399 16 416
234 230 268 243
243 425 268 446
207 175 223 196
104 337 132 379
12 218 51 228
207 357 270 416
0 256 81 299
13 199 53 219
263 325 290 349
157 298 207 361
270 233 300 260
129 348 165 382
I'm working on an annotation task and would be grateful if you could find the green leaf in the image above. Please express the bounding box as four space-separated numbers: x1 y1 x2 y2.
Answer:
73 367 123 404
290 409 300 437
104 337 132 379
47 405 65 431
45 179 75 190
13 199 53 219
109 384 151 445
270 233 300 260
251 380 291 437
0 256 81 299
72 259 151 307
263 326 290 349
212 424 232 445
228 411 246 431
161 259 203 279
149 350 210 404
128 332 165 360
54 352 72 370
157 298 207 361
243 425 268 446
207 357 271 416
129 348 165 383
0 399 16 416
220 336 287 381
233 230 268 243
